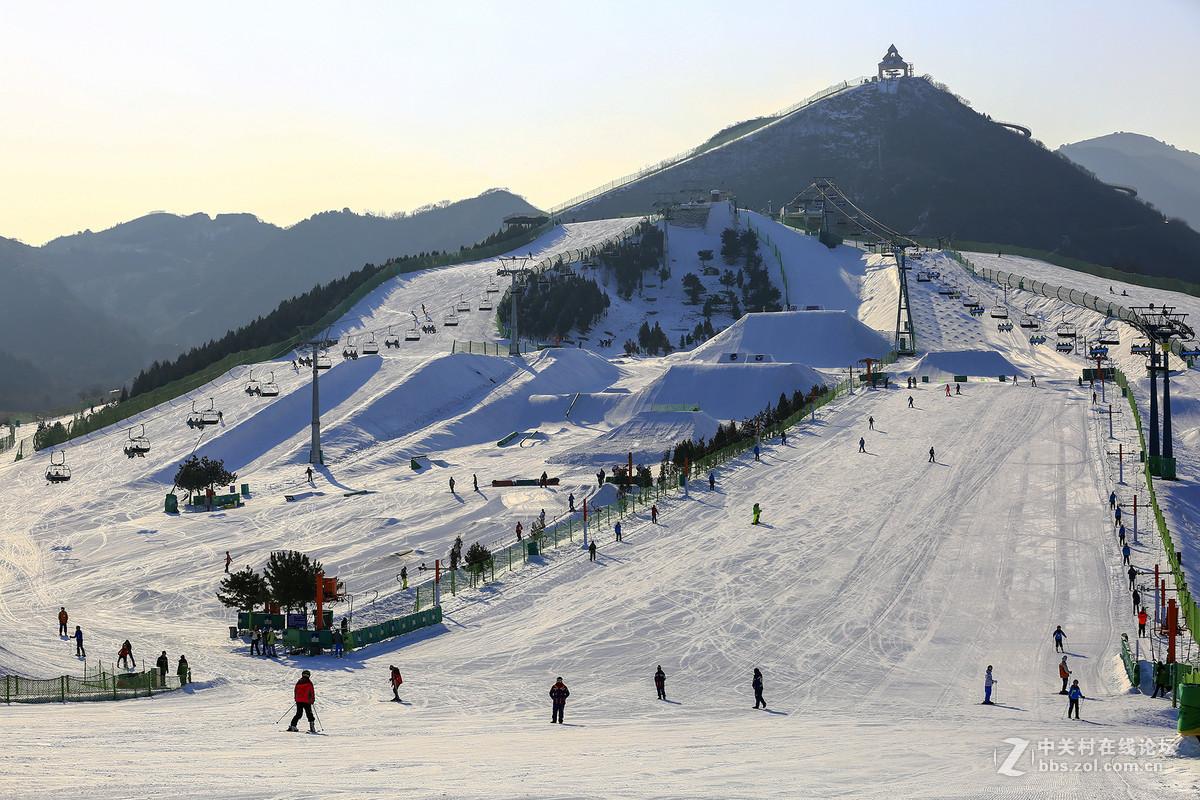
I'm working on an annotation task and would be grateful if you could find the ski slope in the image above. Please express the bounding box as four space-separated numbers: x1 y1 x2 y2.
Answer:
0 209 1197 798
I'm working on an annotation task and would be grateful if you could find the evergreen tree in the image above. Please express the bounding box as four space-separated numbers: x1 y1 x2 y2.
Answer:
216 566 269 611
263 550 323 612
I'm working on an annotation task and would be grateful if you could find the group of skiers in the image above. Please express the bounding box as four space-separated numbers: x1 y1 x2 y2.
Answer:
56 607 190 685
286 664 771 731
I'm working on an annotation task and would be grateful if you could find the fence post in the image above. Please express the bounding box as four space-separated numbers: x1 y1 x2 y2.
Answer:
61 675 66 702
415 586 421 612
490 561 494 583
508 546 512 572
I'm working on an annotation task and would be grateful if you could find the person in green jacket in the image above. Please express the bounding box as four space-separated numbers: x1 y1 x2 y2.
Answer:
752 503 762 525
176 655 190 687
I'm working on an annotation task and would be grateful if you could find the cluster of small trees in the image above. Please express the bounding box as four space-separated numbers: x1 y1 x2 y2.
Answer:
217 550 330 612
173 455 237 501
721 228 781 312
678 319 717 349
668 384 829 469
497 271 609 340
598 223 664 299
622 321 672 356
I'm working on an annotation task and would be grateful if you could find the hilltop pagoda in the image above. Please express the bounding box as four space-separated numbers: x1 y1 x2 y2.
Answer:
877 45 913 79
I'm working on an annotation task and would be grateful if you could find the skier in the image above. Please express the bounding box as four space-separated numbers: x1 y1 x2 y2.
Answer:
1118 524 1126 545
389 665 404 702
568 493 575 512
1127 565 1137 591
1138 607 1148 637
781 429 788 446
306 466 314 484
1122 543 1131 566
332 627 344 658
708 471 715 491
225 551 232 573
868 416 875 431
908 395 914 408
614 521 622 542
1109 491 1116 510
251 627 262 656
651 504 658 524
945 384 951 397
74 625 85 657
1058 656 1072 694
859 437 866 453
58 607 68 637
549 677 570 724
1115 505 1123 526
515 521 523 541
540 471 549 488
955 383 961 396
597 469 605 488
288 670 317 733
752 503 761 525
400 566 408 589
753 443 761 462
1031 375 1037 387
752 668 766 709
654 666 667 701
983 665 996 705
176 655 189 687
1067 680 1085 720
118 640 136 670
473 473 479 492
928 447 936 463
1053 625 1066 652
1092 391 1098 405
265 628 277 657
449 476 456 494
588 540 597 562
1132 588 1141 614
156 651 169 683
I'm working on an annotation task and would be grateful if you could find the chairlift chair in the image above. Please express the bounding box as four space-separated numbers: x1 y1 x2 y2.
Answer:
989 307 1009 319
1089 345 1109 358
1055 341 1074 353
1019 314 1039 330
916 271 931 282
244 370 261 396
455 295 471 313
384 327 401 348
46 450 71 483
443 313 459 327
485 280 501 293
315 353 332 370
124 424 151 457
361 335 380 356
404 326 421 342
1097 327 1120 346
1178 343 1200 358
478 295 493 311
200 398 220 426
259 372 280 397
1056 323 1077 339
1130 342 1152 355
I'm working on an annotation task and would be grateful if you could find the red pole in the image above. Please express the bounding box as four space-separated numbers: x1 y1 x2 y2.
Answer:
315 570 325 631
1154 563 1160 623
1167 599 1177 663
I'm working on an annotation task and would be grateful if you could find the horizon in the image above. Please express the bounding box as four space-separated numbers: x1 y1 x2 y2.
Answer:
2 0 1197 245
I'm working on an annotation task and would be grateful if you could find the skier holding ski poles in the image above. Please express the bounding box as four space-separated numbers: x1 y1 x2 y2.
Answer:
288 670 317 733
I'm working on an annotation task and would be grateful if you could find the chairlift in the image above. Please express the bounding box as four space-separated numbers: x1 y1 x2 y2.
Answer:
244 370 261 395
187 398 220 429
46 450 72 483
404 326 421 342
1097 327 1120 346
989 307 1009 319
1089 345 1109 358
342 338 359 360
1056 322 1077 339
1055 341 1074 353
915 271 931 282
455 295 471 313
485 280 501 293
384 327 401 348
996 322 1014 332
315 353 332 370
1029 335 1047 345
443 313 459 327
478 295 493 311
1178 343 1200 358
937 288 955 296
259 372 280 397
969 306 985 316
1019 314 1039 330
962 292 980 308
361 334 380 355
124 424 151 458
1130 342 1152 355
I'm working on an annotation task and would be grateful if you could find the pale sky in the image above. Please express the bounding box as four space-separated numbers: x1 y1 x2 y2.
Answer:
1 0 1197 245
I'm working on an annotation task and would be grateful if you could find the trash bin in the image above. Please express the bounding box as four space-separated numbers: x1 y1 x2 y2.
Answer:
164 493 178 514
526 539 540 558
240 483 250 498
308 632 322 657
229 626 239 640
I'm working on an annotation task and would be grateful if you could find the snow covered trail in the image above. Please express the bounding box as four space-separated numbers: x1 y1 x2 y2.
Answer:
2 381 1191 799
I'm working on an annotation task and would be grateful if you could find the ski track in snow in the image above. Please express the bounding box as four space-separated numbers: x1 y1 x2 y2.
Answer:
0 211 1197 798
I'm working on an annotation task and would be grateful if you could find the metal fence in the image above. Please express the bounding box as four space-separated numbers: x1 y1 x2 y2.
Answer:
1 662 192 703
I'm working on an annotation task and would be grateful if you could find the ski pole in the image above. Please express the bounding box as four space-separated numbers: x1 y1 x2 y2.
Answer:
275 705 294 725
313 708 324 732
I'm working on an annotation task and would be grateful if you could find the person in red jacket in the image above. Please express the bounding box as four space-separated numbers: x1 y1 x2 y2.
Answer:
288 670 317 732
1138 607 1148 637
549 677 570 724
388 665 404 702
58 607 69 637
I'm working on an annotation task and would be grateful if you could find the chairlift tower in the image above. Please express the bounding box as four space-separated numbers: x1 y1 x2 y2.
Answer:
303 331 332 465
497 256 534 356
1127 304 1194 479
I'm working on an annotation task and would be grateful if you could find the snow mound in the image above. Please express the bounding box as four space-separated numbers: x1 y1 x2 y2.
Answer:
689 311 889 368
911 349 1022 377
552 410 723 466
633 362 825 421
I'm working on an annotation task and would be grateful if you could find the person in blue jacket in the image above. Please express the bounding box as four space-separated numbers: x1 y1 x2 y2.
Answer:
614 521 622 542
753 443 761 462
1109 490 1117 510
1067 679 1085 720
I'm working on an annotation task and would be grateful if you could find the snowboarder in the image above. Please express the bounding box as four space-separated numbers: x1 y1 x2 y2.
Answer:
928 447 936 463
332 628 344 658
752 503 761 525
1058 656 1071 694
74 625 85 657
1127 565 1137 591
306 466 314 484
156 651 169 683
1138 607 1148 637
752 668 766 709
651 504 658 524
58 607 68 637
389 666 403 702
588 541 597 562
753 443 761 462
473 473 479 492
709 471 715 491
1053 625 1066 652
1109 491 1116 510
224 551 232 573
540 471 549 488
568 493 575 512
449 476 456 493
176 655 189 687
1122 543 1131 566
614 521 622 542
983 666 996 705
118 640 136 670
908 395 914 408
859 437 866 453
549 677 570 723
400 566 408 589
868 416 875 431
288 670 317 733
654 666 666 700
1067 680 1084 720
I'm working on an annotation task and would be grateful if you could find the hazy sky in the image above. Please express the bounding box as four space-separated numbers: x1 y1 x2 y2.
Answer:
1 0 1196 244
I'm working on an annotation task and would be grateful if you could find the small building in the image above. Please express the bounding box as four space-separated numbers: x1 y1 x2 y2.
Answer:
877 44 913 80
